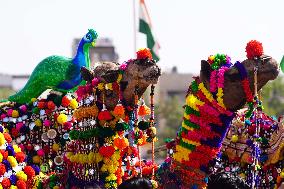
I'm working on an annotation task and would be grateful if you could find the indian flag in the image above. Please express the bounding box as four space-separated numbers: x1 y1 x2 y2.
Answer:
139 0 160 62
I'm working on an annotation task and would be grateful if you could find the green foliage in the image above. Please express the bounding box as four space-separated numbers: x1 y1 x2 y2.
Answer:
261 75 284 116
156 96 184 143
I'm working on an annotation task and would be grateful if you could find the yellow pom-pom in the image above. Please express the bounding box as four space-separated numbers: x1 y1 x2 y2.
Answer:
117 74 123 83
10 186 18 189
57 114 67 124
231 135 239 143
33 155 41 164
7 156 18 167
0 133 5 146
98 83 105 90
53 186 60 189
88 152 95 164
106 83 113 90
35 119 42 127
82 154 88 164
52 143 60 152
0 185 2 189
13 145 21 153
69 99 78 109
12 110 19 118
0 153 3 162
280 172 284 178
31 98 37 102
16 171 27 181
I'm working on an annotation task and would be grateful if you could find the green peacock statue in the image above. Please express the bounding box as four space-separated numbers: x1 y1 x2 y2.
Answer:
8 29 98 104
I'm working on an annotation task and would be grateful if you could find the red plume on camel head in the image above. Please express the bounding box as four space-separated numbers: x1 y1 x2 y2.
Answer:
245 40 264 60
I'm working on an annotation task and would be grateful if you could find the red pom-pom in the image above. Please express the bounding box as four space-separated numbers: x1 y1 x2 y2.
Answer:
0 163 6 176
246 40 264 59
37 101 46 109
24 166 36 178
15 152 26 163
99 146 115 158
16 180 27 189
3 133 12 143
2 177 11 188
11 128 19 137
47 101 56 110
62 96 71 107
136 48 153 60
98 110 112 121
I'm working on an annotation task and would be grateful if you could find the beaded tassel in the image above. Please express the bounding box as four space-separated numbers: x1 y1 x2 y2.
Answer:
150 85 156 179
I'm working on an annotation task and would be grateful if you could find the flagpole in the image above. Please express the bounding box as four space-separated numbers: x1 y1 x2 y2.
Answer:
133 0 137 56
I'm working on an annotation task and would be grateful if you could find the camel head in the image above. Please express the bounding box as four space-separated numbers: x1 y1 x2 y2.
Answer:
81 48 161 109
200 41 279 112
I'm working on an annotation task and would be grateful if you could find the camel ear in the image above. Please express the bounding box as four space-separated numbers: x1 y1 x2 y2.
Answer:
81 67 94 82
101 70 120 83
200 60 212 82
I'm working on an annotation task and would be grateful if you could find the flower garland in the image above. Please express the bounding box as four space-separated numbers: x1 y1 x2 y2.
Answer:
173 55 255 188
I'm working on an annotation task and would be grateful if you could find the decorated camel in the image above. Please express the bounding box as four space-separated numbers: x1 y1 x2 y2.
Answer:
160 41 279 189
0 28 161 188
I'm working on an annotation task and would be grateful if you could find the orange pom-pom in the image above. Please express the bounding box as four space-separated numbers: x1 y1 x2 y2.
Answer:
15 152 26 163
47 101 56 110
23 166 35 178
138 105 151 117
3 133 12 143
136 48 152 60
113 104 125 117
246 40 264 59
114 137 129 150
16 180 27 189
0 163 6 176
2 177 11 188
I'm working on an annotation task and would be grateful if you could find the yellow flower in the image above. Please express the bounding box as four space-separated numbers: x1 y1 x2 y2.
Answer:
95 153 103 163
173 145 191 162
16 171 27 181
186 95 204 111
7 156 18 167
106 83 113 90
0 153 3 162
10 186 18 189
0 133 6 146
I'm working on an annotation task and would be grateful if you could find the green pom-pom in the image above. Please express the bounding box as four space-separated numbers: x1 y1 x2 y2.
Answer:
138 121 150 130
32 107 40 114
116 122 129 131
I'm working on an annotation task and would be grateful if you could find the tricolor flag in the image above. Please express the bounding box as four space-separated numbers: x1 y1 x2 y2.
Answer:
139 0 160 62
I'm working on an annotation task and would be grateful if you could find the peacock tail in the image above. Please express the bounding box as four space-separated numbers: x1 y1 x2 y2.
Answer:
9 56 79 104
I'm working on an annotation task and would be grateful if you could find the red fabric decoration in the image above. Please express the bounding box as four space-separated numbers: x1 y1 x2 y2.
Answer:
24 166 36 178
136 48 153 60
3 133 12 143
246 40 264 59
16 180 27 189
0 163 6 176
2 177 11 188
98 110 112 121
47 101 56 110
15 152 26 163
1 150 8 159
99 146 115 158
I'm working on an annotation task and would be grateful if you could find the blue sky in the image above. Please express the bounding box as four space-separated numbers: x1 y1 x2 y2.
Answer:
0 0 283 75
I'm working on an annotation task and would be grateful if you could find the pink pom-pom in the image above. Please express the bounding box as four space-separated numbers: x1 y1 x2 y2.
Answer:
92 78 99 86
120 63 128 71
246 40 264 59
7 109 13 117
37 149 45 156
43 120 52 127
19 105 27 113
0 114 6 119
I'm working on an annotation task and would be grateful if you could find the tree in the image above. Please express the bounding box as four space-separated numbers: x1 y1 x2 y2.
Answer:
261 75 284 116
